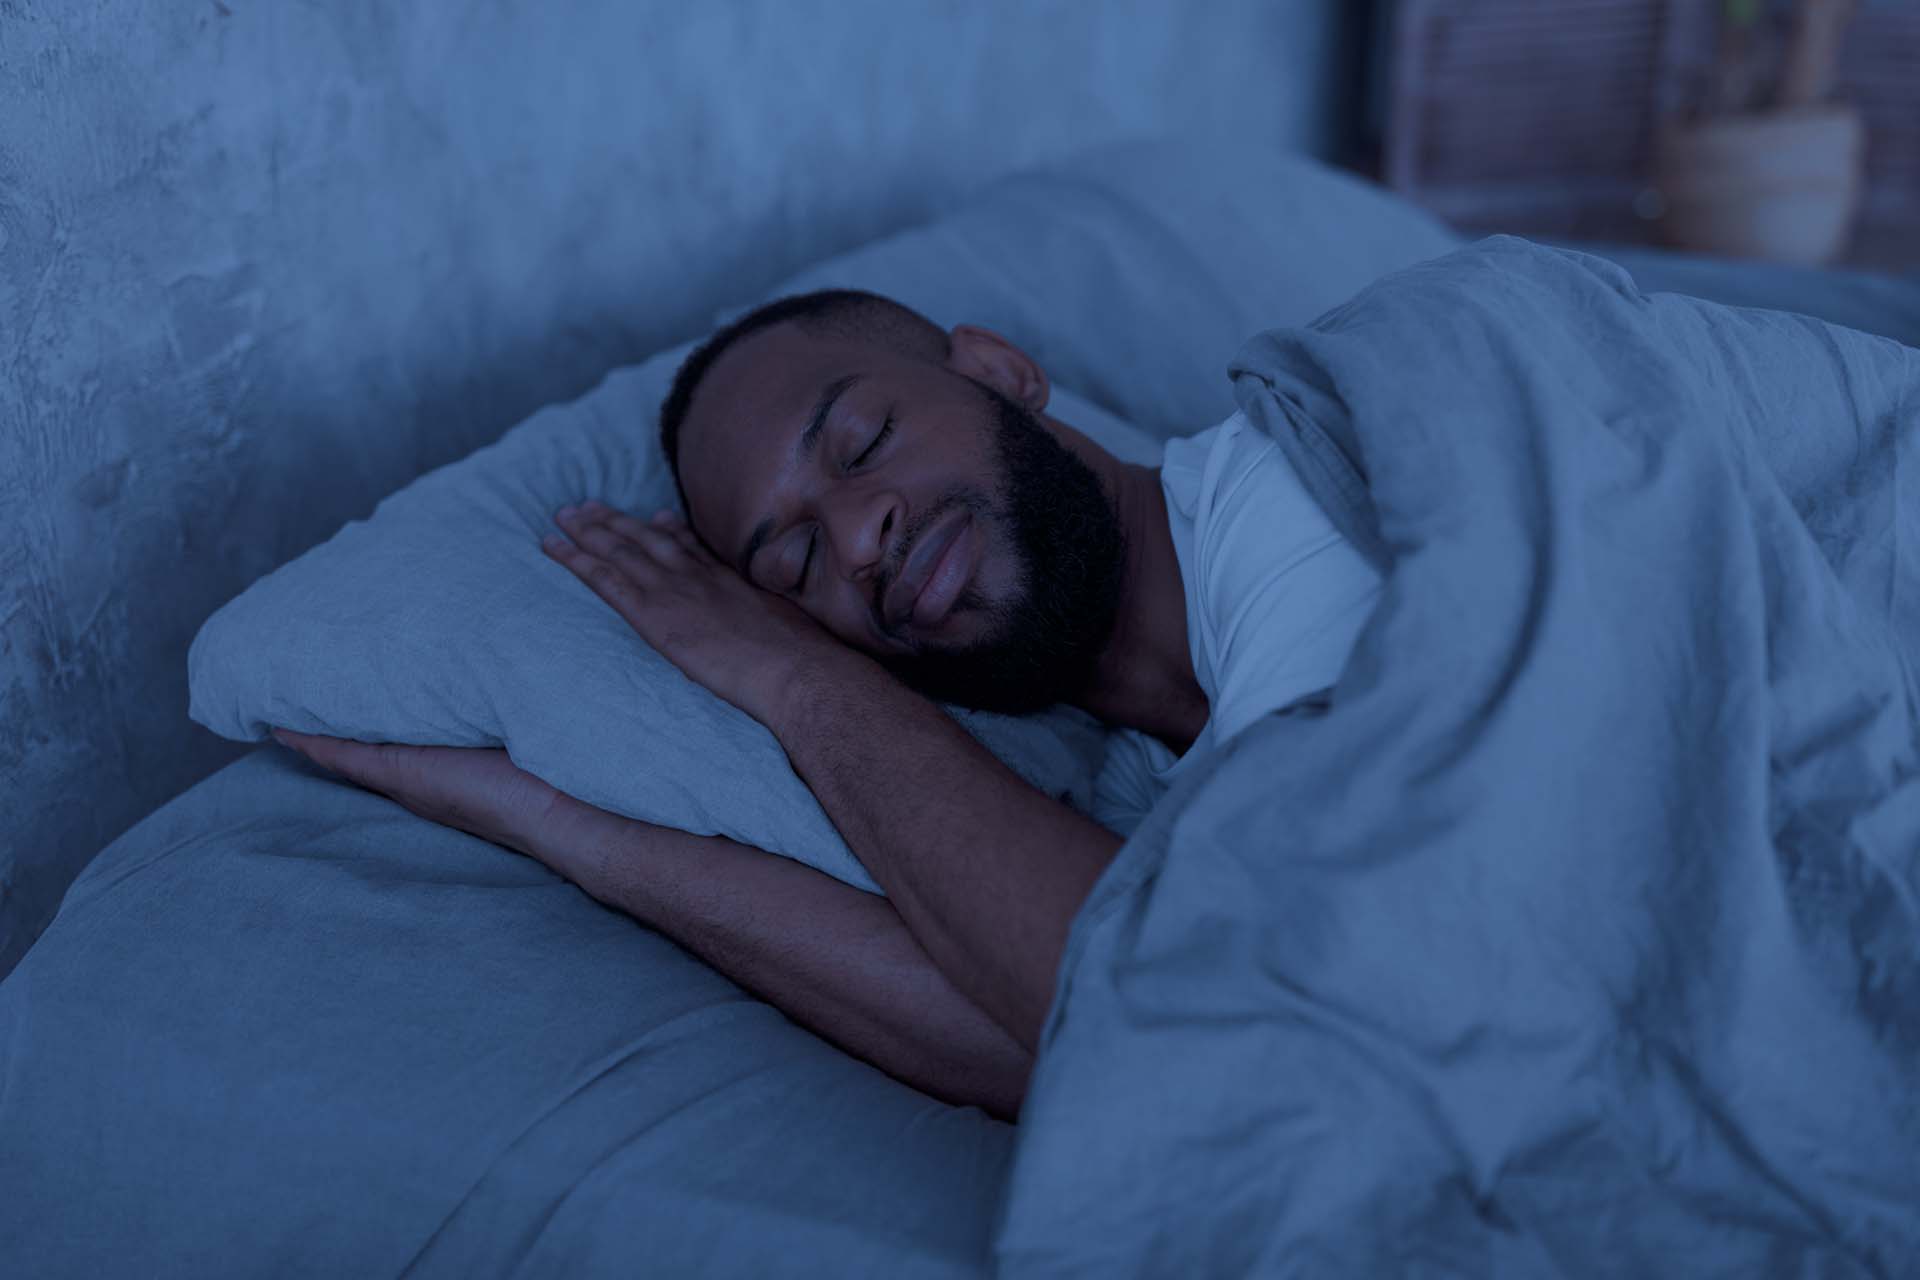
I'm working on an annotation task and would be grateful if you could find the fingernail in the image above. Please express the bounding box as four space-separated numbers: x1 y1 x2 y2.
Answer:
269 728 286 744
542 532 565 548
557 505 577 519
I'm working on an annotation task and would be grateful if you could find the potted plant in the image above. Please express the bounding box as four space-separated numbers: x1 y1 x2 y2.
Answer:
1653 0 1864 264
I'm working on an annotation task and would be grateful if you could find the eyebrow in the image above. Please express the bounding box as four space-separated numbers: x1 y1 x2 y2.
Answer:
736 372 863 577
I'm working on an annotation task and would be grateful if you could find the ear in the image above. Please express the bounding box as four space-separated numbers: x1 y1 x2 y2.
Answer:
945 324 1051 413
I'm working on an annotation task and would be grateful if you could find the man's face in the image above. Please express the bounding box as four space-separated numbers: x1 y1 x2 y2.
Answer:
676 324 1124 714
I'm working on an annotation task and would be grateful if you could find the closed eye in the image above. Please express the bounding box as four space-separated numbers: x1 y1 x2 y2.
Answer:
850 417 893 470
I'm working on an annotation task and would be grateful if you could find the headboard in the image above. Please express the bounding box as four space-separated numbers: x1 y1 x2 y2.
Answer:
0 2 1352 971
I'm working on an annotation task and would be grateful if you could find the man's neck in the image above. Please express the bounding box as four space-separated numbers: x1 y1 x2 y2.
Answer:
1046 414 1208 754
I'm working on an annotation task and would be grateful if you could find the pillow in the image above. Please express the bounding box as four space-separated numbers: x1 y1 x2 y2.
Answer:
187 362 1155 892
189 138 1460 892
734 139 1463 443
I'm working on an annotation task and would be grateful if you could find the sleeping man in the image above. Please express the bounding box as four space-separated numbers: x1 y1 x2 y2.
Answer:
275 289 1383 1121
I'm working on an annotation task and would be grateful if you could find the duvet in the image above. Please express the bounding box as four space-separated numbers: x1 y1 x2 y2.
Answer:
997 238 1920 1276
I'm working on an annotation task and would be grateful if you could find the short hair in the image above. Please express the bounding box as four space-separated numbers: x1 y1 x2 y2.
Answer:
657 289 949 514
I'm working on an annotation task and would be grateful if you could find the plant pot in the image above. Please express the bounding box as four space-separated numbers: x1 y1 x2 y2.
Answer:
1652 104 1864 266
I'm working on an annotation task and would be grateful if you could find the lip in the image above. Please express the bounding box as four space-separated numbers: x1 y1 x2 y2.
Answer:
911 515 976 628
883 509 974 632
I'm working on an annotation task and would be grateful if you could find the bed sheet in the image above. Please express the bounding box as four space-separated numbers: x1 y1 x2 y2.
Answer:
0 749 1011 1278
1557 238 1920 351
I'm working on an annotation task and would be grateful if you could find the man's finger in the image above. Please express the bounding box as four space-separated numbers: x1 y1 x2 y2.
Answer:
620 524 690 567
558 503 696 574
273 730 381 786
544 538 653 627
552 506 637 563
271 727 330 760
559 508 685 576
581 500 674 548
543 528 650 587
653 511 715 563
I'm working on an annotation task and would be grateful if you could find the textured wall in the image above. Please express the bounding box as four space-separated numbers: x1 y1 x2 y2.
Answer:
0 1 1347 971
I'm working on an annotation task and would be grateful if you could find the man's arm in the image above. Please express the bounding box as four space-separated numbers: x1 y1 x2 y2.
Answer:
265 728 1033 1119
539 801 1036 1121
543 501 1123 1053
769 646 1122 1053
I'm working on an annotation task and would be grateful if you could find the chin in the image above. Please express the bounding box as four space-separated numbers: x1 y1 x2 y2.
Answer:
891 608 980 656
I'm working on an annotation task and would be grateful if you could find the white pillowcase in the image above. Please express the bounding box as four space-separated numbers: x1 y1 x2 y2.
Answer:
188 137 1461 892
187 345 1160 892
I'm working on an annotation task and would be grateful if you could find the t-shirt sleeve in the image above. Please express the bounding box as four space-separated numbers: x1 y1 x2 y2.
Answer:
1191 421 1385 746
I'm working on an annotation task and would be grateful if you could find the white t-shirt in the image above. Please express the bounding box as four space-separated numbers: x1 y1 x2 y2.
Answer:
1093 411 1385 837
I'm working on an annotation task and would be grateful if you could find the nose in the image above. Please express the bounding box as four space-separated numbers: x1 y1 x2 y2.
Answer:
820 485 904 583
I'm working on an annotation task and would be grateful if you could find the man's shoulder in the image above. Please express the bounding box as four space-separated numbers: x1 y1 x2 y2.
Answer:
1175 410 1330 589
1156 411 1259 546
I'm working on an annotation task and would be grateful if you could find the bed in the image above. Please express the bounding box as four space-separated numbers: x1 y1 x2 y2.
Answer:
18 0 1920 1249
6 129 1918 1274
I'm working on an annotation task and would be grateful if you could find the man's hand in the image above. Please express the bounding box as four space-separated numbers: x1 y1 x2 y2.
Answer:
541 502 1117 1053
268 729 599 877
542 501 844 726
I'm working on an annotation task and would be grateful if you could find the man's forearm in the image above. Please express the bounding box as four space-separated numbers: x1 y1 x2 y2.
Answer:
537 804 1033 1122
772 647 1123 1054
535 499 1115 1057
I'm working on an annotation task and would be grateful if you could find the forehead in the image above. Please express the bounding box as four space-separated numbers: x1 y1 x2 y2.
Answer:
677 324 861 548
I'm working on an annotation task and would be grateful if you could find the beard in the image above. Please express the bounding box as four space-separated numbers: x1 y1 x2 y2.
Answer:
877 383 1127 715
